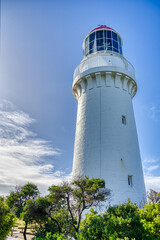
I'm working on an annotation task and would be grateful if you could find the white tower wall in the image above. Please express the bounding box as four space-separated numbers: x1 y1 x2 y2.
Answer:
72 48 145 205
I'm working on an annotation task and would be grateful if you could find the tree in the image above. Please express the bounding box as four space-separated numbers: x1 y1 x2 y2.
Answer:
23 197 74 237
22 196 63 236
79 200 145 240
138 202 160 239
0 196 15 240
7 183 40 240
21 177 110 238
48 176 111 234
147 189 160 203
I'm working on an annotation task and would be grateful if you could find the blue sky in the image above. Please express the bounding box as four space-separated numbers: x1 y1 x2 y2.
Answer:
0 0 160 195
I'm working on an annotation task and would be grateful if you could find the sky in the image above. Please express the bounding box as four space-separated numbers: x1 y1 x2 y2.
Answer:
0 0 160 196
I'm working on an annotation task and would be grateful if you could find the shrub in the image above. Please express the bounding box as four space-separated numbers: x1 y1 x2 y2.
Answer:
0 197 15 240
139 202 160 240
79 200 144 240
33 232 68 240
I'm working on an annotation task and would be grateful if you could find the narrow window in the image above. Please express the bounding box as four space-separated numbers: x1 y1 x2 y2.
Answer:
122 115 126 125
128 175 133 187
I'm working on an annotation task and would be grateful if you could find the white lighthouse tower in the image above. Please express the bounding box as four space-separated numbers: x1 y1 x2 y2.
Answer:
72 25 145 205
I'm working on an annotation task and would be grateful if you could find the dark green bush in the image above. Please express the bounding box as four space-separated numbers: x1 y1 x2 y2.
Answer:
0 197 15 240
79 200 144 240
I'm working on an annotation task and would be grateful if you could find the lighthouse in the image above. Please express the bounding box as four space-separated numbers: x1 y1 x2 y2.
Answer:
72 25 146 205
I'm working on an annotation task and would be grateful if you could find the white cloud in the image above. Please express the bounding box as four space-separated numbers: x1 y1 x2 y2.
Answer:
143 157 159 175
146 104 160 122
0 100 71 196
142 157 160 192
147 165 159 172
144 175 160 192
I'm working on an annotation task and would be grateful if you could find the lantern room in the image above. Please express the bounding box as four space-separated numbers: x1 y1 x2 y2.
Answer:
83 25 123 57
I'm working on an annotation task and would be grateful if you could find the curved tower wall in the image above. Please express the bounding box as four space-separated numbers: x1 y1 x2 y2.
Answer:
72 28 146 206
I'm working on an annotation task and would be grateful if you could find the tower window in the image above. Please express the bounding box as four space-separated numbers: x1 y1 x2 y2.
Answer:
128 175 133 187
84 29 123 56
122 115 126 125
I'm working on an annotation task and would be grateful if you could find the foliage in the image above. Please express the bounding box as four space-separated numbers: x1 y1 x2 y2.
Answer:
139 202 160 239
34 221 58 238
7 183 40 218
6 183 40 240
147 189 160 203
0 196 15 240
33 232 69 240
79 200 144 240
48 176 111 233
18 177 110 237
23 197 71 236
5 181 160 240
22 197 51 225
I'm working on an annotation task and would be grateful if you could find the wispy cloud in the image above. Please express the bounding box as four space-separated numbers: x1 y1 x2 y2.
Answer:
0 100 71 196
146 104 160 122
144 175 160 192
143 157 159 175
142 157 160 192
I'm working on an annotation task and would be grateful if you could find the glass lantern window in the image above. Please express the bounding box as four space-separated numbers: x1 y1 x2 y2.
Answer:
89 41 94 50
112 32 118 41
118 36 121 46
113 40 118 49
96 30 103 39
107 30 111 38
97 38 104 46
84 29 122 56
85 37 89 46
89 32 95 42
107 39 112 47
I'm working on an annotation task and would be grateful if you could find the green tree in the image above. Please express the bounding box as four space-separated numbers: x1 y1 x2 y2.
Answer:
22 196 63 235
48 176 111 234
21 177 110 238
79 200 144 240
6 183 40 240
139 202 160 239
0 196 15 240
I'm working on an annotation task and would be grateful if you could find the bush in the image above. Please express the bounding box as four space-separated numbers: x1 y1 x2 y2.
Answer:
139 202 160 240
0 197 15 240
34 221 58 238
79 200 144 240
33 232 68 240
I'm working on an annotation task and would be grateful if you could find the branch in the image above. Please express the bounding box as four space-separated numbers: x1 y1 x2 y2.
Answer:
66 194 78 233
49 215 62 234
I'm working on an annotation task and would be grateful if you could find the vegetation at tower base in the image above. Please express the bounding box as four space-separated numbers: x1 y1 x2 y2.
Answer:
22 195 71 236
77 200 160 240
25 176 111 238
6 183 40 240
32 200 160 240
3 181 160 240
78 201 144 240
0 196 15 240
47 176 111 234
139 202 160 239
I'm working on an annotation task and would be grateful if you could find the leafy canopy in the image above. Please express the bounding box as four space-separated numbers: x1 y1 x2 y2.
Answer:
0 197 15 240
79 200 144 240
48 176 111 233
6 183 40 218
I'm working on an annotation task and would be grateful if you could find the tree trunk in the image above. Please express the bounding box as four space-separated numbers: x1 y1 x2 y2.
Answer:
23 223 28 240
